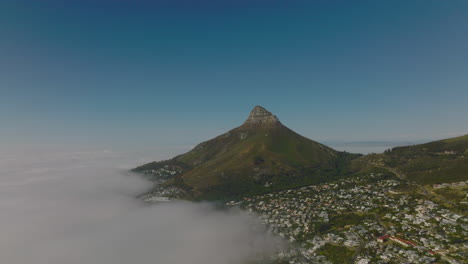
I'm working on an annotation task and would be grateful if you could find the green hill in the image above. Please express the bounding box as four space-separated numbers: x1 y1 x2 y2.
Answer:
367 134 468 184
133 106 361 199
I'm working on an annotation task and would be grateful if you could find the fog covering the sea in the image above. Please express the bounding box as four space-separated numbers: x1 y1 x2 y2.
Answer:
0 147 282 264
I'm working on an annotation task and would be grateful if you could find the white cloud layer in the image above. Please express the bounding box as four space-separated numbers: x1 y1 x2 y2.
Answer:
0 148 282 264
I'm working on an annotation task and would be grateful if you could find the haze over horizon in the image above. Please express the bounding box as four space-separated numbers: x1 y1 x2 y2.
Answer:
2 0 468 155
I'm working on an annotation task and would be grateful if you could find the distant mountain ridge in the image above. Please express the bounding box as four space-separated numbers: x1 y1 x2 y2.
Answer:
365 134 468 184
133 106 360 199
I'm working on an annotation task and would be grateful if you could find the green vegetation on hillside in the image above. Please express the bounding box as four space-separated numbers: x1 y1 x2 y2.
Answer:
317 244 355 264
366 134 468 185
133 106 364 200
133 105 467 200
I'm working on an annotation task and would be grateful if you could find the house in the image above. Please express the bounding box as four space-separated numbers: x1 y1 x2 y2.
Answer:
377 235 390 243
389 236 417 247
389 236 409 247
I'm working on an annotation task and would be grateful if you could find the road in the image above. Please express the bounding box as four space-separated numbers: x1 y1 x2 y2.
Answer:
349 230 366 264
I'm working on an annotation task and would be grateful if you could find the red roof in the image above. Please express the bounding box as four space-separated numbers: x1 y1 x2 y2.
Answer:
390 236 417 246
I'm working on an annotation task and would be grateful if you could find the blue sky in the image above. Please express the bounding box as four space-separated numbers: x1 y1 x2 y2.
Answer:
1 0 468 154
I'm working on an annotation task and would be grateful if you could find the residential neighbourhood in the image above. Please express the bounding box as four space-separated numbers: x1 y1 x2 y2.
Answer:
227 174 468 264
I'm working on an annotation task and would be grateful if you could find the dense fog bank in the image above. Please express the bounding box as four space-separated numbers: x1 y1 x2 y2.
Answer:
0 148 281 264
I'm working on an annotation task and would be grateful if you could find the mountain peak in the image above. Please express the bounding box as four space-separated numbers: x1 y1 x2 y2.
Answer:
133 104 342 199
243 105 281 126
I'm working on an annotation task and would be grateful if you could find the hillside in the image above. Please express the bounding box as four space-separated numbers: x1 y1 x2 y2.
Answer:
133 106 361 199
365 134 468 184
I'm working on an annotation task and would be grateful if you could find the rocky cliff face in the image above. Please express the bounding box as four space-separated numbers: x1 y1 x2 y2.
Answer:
243 105 281 127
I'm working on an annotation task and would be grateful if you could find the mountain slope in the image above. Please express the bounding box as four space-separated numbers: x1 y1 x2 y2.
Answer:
365 134 468 184
133 106 360 199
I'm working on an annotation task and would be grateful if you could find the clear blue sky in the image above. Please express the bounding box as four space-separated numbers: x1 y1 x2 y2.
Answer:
1 0 468 154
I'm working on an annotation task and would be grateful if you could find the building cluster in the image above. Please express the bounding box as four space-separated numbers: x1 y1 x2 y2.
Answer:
227 174 468 264
143 165 182 182
433 180 467 189
141 165 185 200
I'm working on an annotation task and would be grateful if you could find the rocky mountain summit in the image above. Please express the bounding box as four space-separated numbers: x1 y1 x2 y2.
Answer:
243 105 281 127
